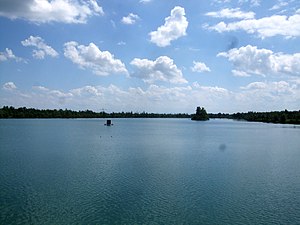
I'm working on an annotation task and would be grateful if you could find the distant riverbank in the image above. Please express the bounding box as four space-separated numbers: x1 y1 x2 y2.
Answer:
1 106 299 125
209 110 300 125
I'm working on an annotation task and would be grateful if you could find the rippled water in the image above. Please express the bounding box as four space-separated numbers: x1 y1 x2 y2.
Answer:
1 118 300 224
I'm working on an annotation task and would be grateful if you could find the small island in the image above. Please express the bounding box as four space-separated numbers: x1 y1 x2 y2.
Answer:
191 106 209 121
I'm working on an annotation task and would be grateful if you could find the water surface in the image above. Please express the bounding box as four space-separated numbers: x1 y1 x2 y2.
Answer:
1 119 300 224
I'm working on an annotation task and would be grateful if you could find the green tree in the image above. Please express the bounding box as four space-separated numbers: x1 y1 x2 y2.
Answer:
191 106 209 121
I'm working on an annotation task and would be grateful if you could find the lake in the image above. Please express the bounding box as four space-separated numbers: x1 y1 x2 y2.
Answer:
0 118 300 224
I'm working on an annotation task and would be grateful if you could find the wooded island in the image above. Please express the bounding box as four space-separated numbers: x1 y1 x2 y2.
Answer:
191 107 209 121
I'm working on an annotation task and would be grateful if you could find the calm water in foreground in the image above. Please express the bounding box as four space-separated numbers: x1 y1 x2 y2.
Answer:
0 118 300 224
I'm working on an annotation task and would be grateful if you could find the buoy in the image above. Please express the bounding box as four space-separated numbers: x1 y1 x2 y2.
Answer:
104 119 113 126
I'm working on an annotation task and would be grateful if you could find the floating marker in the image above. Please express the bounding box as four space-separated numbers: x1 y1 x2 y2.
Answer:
104 119 113 126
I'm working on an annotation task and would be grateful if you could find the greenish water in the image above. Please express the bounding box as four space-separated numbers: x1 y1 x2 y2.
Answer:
0 118 300 224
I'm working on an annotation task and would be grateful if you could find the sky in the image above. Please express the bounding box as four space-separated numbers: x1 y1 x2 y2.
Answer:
0 0 299 113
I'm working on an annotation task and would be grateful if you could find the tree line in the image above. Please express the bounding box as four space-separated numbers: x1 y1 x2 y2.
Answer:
0 106 190 119
0 106 299 124
209 110 300 124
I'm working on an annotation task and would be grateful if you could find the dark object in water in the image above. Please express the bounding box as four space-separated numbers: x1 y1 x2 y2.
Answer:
104 120 113 126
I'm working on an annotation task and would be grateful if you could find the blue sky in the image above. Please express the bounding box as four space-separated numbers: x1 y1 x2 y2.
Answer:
0 0 299 113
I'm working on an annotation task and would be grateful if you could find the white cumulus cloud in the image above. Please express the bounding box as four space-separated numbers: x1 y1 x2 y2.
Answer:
218 45 300 77
32 85 50 91
1 80 299 113
269 1 288 11
21 36 58 59
206 13 300 39
64 41 128 76
237 80 299 110
206 8 255 19
238 0 261 7
149 6 188 47
130 56 187 84
242 80 297 94
240 81 267 90
0 0 103 24
191 61 211 73
71 85 102 96
232 69 251 77
0 48 23 62
117 41 126 46
139 0 152 4
3 82 17 91
121 13 140 25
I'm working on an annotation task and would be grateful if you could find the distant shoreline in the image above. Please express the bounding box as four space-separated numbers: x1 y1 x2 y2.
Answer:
209 111 300 125
0 106 299 125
